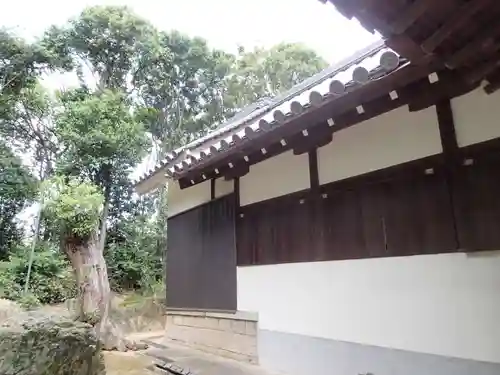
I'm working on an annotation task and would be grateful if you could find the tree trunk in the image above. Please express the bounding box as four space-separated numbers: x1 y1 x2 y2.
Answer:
63 233 147 352
64 233 109 324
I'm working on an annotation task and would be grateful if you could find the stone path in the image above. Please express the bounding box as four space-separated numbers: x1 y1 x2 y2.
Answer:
133 334 280 375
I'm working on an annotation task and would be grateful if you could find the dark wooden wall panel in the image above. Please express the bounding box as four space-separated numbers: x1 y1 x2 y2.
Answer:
452 150 500 251
167 194 236 310
360 170 457 258
318 188 366 260
237 157 459 266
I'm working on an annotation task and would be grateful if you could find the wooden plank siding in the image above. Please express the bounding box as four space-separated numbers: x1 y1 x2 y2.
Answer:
452 143 500 251
166 194 237 310
237 140 500 266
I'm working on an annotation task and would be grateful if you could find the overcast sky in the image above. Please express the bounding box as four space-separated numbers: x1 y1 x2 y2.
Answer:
1 0 378 62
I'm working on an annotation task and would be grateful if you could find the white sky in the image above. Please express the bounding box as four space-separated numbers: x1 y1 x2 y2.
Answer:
4 0 379 228
1 0 379 62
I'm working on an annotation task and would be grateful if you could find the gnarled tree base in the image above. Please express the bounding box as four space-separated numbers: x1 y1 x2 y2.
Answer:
97 320 148 351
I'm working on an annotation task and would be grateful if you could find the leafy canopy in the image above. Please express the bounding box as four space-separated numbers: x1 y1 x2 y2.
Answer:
56 89 148 184
41 177 103 240
0 143 36 259
42 5 155 90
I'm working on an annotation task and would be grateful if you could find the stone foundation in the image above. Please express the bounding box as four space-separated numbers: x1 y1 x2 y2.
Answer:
165 310 258 363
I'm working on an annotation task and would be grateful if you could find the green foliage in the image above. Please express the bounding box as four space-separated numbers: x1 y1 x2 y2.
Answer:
17 292 41 310
0 143 36 259
224 43 328 110
135 30 233 151
0 28 51 97
105 216 163 292
0 243 76 304
56 89 148 182
41 177 103 241
42 5 155 90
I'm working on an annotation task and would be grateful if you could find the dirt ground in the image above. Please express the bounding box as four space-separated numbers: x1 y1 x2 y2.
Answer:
104 351 154 375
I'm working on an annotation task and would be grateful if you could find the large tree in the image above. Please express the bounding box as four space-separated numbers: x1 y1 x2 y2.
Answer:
0 143 36 259
134 30 234 153
53 89 148 348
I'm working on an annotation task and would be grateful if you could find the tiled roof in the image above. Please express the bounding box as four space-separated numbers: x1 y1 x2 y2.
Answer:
134 41 401 190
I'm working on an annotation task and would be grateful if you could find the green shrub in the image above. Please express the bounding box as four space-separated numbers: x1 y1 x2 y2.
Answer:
0 243 76 305
17 292 41 310
105 216 163 292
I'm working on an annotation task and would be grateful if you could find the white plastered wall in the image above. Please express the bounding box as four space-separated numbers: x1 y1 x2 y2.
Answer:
237 251 500 363
240 150 310 206
237 102 500 363
214 177 234 198
167 180 211 217
452 87 500 147
317 105 442 185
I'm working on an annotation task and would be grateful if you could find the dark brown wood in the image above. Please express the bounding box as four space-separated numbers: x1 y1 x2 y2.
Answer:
223 163 249 181
360 169 458 258
484 70 500 94
167 194 237 310
236 152 460 266
385 35 427 62
464 53 500 85
389 0 432 34
293 129 333 155
452 152 500 251
446 22 500 69
421 0 494 53
435 99 459 163
234 177 240 209
210 178 215 200
237 191 314 265
408 76 479 112
308 149 319 191
319 187 366 260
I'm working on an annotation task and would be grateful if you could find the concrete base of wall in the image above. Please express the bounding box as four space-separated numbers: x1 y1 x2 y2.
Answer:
165 310 258 364
259 329 500 375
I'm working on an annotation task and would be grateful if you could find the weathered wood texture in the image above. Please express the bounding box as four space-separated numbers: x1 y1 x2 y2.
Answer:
237 139 500 265
326 0 500 73
166 194 237 310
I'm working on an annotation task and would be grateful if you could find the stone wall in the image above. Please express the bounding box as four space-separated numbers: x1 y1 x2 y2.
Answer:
165 310 258 363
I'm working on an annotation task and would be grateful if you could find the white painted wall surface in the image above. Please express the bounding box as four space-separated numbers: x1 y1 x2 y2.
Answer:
317 106 442 185
237 252 500 363
214 177 234 198
240 150 310 206
452 88 500 147
167 180 211 217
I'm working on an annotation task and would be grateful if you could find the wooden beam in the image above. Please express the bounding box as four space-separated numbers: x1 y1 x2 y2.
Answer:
421 0 493 54
385 34 426 62
308 149 319 191
408 75 479 112
210 178 215 200
446 22 500 69
464 52 500 85
389 0 432 34
234 177 240 209
223 163 249 181
293 128 333 155
435 99 459 163
484 69 500 94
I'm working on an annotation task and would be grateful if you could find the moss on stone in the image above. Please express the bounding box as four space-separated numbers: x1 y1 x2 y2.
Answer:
0 311 105 375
